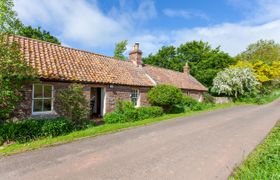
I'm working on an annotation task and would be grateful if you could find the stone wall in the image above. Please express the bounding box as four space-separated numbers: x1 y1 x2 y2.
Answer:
213 97 232 104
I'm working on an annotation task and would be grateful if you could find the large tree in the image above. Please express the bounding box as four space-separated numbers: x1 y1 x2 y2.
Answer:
143 46 183 72
236 40 280 64
0 0 60 44
143 41 234 87
18 26 61 45
0 0 22 33
114 40 127 60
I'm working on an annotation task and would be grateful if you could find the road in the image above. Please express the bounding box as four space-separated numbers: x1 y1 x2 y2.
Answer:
1 99 280 180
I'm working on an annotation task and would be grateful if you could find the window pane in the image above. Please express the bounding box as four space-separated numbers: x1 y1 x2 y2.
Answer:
33 99 43 112
43 99 52 111
34 85 43 98
131 90 138 106
44 85 52 98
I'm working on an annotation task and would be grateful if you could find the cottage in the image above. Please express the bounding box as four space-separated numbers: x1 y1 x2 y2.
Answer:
10 36 207 119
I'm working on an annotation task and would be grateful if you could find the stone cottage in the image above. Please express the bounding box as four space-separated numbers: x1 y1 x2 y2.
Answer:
10 36 207 119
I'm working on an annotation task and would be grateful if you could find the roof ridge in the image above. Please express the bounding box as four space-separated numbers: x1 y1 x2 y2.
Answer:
144 64 184 74
12 35 131 63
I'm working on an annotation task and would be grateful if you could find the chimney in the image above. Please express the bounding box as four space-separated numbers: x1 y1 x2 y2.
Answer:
129 43 143 67
184 62 190 74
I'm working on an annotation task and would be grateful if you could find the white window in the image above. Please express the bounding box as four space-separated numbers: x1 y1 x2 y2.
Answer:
131 89 140 107
32 84 54 114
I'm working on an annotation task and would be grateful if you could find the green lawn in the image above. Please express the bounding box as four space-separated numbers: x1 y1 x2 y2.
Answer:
229 122 280 180
0 103 235 156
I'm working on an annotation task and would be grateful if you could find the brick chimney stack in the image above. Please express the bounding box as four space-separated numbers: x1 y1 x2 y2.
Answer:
184 62 190 74
129 43 143 67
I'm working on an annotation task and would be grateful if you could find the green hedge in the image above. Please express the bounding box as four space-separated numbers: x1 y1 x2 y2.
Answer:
0 117 93 145
104 101 164 124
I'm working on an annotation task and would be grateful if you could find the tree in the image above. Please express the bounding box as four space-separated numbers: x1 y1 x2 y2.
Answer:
177 41 235 87
18 26 61 45
0 0 60 44
143 41 235 87
0 0 22 33
0 33 36 120
211 68 260 98
114 40 127 60
232 60 280 84
143 46 183 71
236 40 280 64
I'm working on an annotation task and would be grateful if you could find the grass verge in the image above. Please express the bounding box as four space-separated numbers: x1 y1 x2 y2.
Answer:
0 103 236 156
229 122 280 180
236 88 280 105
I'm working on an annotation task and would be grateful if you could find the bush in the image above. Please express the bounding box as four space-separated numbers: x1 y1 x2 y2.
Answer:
182 96 199 109
104 100 164 124
104 112 126 124
0 119 44 143
147 84 184 111
41 118 73 137
115 100 135 113
0 117 93 144
57 84 90 124
211 68 260 98
203 93 215 104
137 106 164 120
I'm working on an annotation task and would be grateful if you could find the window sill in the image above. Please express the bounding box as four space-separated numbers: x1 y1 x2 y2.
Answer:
31 111 58 118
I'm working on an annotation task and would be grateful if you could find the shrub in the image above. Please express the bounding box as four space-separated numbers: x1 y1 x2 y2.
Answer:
104 112 126 124
41 118 73 137
182 96 199 109
57 84 90 124
104 100 164 124
211 68 260 98
0 117 92 144
0 33 36 121
0 119 44 143
136 106 164 120
147 84 184 111
203 93 215 104
115 100 135 113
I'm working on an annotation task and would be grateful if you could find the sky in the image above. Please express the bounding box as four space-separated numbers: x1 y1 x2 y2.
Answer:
13 0 280 57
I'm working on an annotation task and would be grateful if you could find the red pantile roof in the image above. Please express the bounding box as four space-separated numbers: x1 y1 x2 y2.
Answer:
10 35 154 87
9 35 207 91
143 65 207 91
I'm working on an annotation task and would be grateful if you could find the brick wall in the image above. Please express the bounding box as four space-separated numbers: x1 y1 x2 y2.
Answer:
182 89 204 102
105 85 150 113
13 81 150 119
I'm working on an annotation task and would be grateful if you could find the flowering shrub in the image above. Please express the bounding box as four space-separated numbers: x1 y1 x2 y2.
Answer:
211 68 260 98
232 60 280 83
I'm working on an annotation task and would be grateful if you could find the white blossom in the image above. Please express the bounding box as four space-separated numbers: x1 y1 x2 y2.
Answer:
211 68 260 98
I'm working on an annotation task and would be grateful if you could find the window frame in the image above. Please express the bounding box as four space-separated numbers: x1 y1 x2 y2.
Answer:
32 84 54 115
131 89 140 107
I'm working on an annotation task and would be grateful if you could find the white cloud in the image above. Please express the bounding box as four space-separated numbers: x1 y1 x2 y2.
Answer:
14 0 138 49
13 0 280 57
170 20 280 55
163 9 209 20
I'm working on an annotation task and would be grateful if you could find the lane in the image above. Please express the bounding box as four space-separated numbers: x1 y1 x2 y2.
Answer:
0 100 279 180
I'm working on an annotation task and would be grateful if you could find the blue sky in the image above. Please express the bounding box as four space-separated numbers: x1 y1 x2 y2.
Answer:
14 0 280 56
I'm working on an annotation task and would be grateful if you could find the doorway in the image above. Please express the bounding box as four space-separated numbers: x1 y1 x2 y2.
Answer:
90 87 105 118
